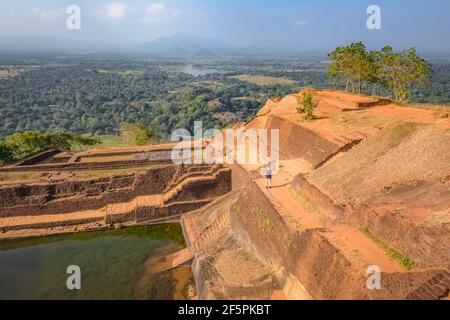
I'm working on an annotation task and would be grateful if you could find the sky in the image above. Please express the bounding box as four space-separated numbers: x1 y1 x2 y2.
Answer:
1 0 450 53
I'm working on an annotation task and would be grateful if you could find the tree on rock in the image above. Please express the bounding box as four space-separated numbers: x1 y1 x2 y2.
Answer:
327 42 377 94
374 46 431 103
297 89 319 120
327 42 431 103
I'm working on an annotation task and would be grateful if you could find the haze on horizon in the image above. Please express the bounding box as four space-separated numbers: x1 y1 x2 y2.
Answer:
1 0 450 54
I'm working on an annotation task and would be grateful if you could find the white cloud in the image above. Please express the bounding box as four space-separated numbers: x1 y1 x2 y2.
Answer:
31 7 64 19
105 2 127 19
294 19 309 29
142 3 169 23
147 3 166 16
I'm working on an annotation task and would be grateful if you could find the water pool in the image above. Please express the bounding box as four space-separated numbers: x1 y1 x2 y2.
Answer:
0 224 194 300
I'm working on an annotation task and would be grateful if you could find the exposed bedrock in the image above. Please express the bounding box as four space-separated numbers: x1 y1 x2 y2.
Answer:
183 181 450 300
265 116 340 167
347 180 450 266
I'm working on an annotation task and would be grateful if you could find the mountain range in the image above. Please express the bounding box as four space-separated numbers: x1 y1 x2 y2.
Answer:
140 33 235 56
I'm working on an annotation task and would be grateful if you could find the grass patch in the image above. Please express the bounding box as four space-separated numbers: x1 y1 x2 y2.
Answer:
230 74 297 86
361 227 416 270
70 165 162 179
408 103 450 112
96 135 128 148
0 172 43 183
0 69 22 78
261 217 273 233
0 165 163 184
79 155 135 163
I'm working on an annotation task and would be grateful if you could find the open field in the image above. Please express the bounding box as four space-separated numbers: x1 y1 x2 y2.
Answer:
95 135 129 148
79 155 136 163
230 74 298 85
0 70 21 78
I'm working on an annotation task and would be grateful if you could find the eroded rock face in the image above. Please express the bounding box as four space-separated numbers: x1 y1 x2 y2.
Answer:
183 176 450 300
183 91 450 300
182 191 276 300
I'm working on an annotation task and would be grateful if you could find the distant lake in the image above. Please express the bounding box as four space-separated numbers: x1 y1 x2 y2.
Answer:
0 224 193 300
180 65 219 77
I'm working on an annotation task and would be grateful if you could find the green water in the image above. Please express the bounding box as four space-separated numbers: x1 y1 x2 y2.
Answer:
0 224 192 300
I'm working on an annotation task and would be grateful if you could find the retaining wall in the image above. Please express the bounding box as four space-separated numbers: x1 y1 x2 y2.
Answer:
0 165 177 216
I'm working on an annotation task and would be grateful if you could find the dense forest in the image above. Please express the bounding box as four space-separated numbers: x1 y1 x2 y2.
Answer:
0 53 449 141
0 55 301 140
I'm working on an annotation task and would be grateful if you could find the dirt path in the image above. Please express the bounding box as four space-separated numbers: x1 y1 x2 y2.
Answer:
237 158 405 273
256 179 322 229
323 225 404 273
252 158 322 229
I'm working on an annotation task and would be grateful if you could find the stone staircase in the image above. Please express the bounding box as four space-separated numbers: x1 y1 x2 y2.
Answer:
191 212 231 253
162 165 225 204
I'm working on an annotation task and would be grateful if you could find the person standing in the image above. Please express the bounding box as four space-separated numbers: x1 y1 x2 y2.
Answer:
264 165 273 189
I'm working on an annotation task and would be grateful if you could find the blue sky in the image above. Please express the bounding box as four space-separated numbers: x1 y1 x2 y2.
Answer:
1 0 450 52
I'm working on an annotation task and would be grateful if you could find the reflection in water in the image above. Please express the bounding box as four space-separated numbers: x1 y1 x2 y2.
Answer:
181 65 219 77
0 224 194 300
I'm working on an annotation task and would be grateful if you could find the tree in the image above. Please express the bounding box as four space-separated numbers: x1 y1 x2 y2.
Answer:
49 133 100 151
6 131 51 156
374 46 431 103
5 131 100 159
120 123 152 146
0 141 14 165
328 42 377 94
297 89 319 120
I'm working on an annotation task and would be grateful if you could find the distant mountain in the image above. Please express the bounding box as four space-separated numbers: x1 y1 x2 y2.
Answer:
140 33 235 56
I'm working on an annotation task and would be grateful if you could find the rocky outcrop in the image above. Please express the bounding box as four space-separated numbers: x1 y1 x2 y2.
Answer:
183 179 450 300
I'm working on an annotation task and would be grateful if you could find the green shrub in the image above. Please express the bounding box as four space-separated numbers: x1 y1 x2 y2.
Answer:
120 123 152 146
362 227 416 270
4 131 100 161
0 141 14 165
297 90 319 120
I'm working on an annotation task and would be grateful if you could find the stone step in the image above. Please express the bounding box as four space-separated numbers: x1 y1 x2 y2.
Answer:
191 213 231 252
0 209 106 232
163 165 221 194
163 168 227 204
